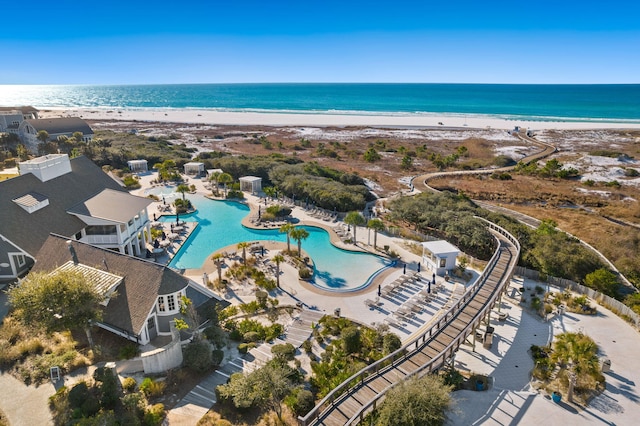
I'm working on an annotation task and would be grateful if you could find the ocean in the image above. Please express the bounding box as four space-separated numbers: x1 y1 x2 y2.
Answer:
1 83 639 123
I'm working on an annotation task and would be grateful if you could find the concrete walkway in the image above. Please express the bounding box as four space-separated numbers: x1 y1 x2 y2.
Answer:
448 276 640 426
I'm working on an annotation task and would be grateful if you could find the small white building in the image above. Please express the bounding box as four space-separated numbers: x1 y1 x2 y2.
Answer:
239 176 262 194
421 240 460 276
184 162 205 176
127 159 148 173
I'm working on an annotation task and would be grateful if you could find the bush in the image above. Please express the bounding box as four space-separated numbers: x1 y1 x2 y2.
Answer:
212 349 224 367
119 343 140 360
243 331 260 343
285 388 315 416
122 377 137 393
143 403 165 426
140 377 166 398
238 342 256 354
183 340 213 373
301 339 313 354
299 267 312 279
271 343 296 361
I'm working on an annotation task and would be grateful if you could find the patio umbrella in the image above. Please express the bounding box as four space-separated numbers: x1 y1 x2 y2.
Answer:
161 231 166 240
176 211 180 225
428 280 431 293
433 272 436 283
153 213 157 221
403 263 406 274
378 285 381 297
153 239 160 249
417 262 421 273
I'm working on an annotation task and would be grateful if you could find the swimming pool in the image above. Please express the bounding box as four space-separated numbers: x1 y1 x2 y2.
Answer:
160 194 392 292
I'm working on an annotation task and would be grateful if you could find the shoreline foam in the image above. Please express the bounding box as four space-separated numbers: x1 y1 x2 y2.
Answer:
38 107 640 130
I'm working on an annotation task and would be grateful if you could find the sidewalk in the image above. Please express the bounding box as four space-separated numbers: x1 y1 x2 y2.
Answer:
448 276 640 426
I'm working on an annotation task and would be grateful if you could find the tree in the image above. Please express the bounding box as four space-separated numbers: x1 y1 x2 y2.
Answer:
209 171 221 195
273 254 285 288
344 211 366 245
375 374 453 426
263 186 277 200
236 241 250 264
218 172 233 197
401 154 413 170
36 130 50 144
382 333 402 354
290 227 309 257
363 147 381 162
217 359 297 422
212 253 225 285
341 326 362 355
367 218 385 249
176 183 190 201
9 270 103 347
551 332 601 402
279 223 295 253
584 268 619 297
16 143 30 160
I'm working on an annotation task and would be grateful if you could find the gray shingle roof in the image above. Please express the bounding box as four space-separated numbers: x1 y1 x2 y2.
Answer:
24 117 92 135
33 235 190 337
0 106 39 114
68 189 152 223
0 156 125 256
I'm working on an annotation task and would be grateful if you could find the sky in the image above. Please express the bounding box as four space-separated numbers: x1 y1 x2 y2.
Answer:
1 0 639 84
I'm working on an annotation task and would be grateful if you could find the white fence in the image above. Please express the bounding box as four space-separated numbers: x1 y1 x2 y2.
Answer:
515 266 640 329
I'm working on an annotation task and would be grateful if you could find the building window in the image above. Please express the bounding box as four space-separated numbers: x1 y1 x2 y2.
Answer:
15 254 26 267
147 316 155 330
85 225 117 235
158 296 165 312
439 258 446 268
167 295 176 311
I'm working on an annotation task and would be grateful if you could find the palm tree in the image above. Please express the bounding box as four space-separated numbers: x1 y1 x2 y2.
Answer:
551 332 600 402
344 211 366 245
279 223 294 253
237 241 250 264
209 171 221 195
290 227 309 257
36 130 49 144
212 253 224 285
367 218 385 249
176 183 190 201
218 172 233 197
273 254 285 287
263 186 277 200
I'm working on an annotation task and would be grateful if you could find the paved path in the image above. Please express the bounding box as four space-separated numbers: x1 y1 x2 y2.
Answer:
449 276 640 426
166 309 325 425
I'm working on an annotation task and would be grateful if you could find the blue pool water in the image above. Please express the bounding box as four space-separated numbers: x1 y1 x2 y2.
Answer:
160 194 391 292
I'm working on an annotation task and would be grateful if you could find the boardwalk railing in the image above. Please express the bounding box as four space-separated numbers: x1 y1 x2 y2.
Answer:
299 220 520 425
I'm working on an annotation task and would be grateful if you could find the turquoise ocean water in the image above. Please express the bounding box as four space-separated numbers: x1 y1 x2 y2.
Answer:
1 83 639 123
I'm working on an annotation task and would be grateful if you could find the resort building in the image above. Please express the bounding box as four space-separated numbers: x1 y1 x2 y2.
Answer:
421 240 460 276
32 235 224 345
18 117 93 152
183 161 205 176
127 159 149 173
0 154 153 283
0 106 39 134
239 175 262 194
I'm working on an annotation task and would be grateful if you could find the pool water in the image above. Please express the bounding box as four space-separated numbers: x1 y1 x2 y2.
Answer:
161 194 391 292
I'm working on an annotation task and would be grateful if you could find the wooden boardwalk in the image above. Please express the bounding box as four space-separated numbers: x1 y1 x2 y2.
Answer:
300 221 520 426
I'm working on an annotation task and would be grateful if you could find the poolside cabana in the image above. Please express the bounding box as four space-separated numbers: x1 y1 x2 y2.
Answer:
239 176 262 194
206 168 224 179
184 162 205 176
421 240 460 276
127 159 148 173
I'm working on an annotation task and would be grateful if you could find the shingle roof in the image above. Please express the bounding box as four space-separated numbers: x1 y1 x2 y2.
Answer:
33 235 190 337
24 117 92 135
68 189 152 223
0 156 125 256
0 106 39 114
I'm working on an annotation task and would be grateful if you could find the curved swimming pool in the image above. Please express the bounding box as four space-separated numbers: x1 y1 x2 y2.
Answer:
160 194 391 292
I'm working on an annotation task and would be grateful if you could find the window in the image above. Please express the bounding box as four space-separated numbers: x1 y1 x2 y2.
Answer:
15 254 26 267
157 296 165 312
85 225 117 235
167 295 176 311
147 317 155 330
439 258 446 268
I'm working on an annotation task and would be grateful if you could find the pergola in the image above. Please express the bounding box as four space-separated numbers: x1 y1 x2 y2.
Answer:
239 176 262 194
127 159 148 173
183 162 205 176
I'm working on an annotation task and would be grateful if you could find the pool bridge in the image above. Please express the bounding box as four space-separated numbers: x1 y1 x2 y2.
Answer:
299 219 520 426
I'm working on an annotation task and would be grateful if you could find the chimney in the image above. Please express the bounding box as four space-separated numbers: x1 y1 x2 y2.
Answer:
66 240 78 264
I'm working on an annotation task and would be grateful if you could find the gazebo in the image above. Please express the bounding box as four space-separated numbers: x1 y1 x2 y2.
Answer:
421 240 460 276
127 159 148 173
184 162 205 176
239 176 262 194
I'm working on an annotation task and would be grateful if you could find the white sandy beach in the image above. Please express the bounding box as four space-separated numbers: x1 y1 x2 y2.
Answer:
38 108 640 131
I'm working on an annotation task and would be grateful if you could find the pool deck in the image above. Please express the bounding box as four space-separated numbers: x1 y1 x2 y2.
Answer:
132 171 475 342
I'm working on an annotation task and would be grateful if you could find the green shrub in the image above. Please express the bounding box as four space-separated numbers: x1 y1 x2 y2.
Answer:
271 343 296 361
143 403 165 426
183 340 213 373
243 331 260 342
119 343 139 360
299 267 312 279
301 339 313 354
212 349 224 366
285 388 315 416
140 377 166 398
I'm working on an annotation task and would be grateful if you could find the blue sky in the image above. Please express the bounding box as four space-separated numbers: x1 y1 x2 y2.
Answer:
1 0 639 84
